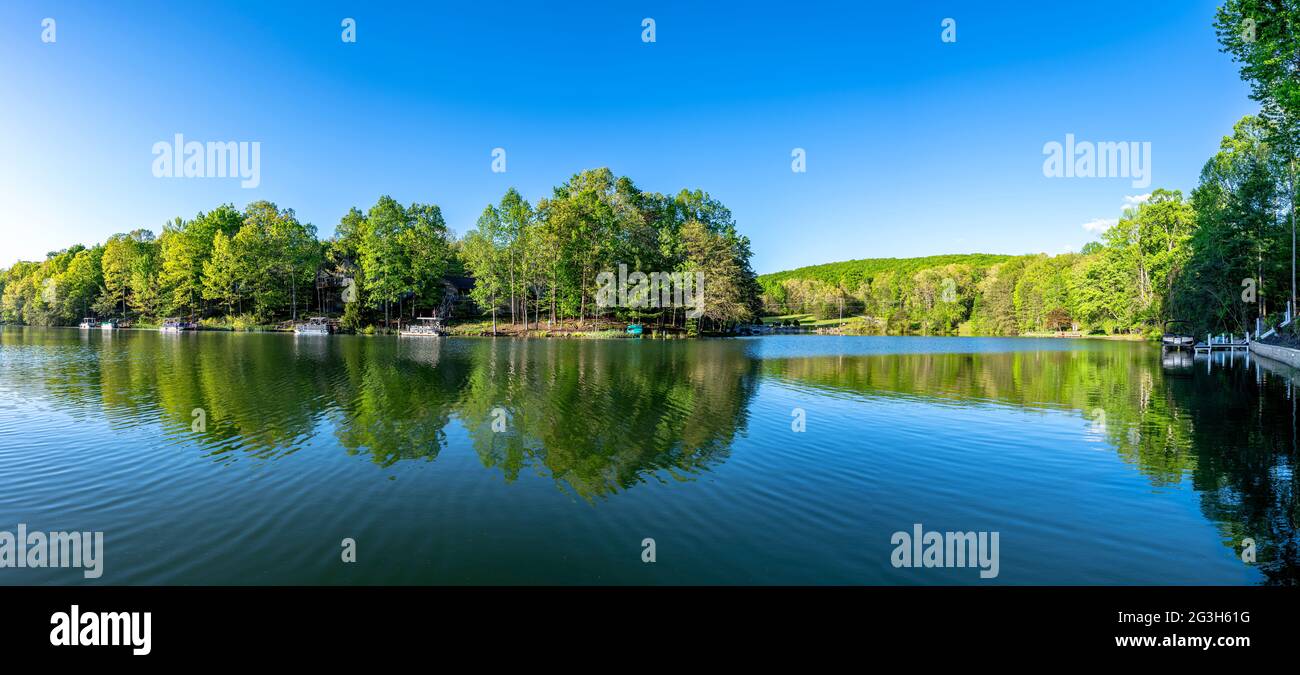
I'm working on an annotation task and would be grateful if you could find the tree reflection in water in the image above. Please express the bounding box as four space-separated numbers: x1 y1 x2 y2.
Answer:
5 328 1295 583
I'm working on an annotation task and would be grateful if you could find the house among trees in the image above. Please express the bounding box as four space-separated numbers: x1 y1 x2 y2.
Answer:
314 268 353 316
441 275 476 318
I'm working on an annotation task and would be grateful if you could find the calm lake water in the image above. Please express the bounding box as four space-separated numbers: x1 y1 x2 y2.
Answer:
1 328 1296 585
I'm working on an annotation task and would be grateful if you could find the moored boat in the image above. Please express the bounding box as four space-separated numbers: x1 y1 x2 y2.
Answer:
293 317 334 335
78 317 99 329
100 320 117 331
159 318 196 333
399 317 444 337
1161 320 1194 351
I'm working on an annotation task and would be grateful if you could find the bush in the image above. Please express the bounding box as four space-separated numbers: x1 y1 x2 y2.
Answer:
198 314 263 331
232 314 262 331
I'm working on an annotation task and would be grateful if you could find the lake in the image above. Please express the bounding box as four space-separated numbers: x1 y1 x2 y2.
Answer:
0 328 1295 585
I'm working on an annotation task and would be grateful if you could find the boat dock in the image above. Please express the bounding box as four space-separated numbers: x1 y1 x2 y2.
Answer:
1194 333 1249 354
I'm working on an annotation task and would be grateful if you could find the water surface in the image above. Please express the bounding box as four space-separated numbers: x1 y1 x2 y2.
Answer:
0 328 1295 584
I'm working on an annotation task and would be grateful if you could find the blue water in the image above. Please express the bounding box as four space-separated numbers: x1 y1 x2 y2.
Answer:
0 329 1293 584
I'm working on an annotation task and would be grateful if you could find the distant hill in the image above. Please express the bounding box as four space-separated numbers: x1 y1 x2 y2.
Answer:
756 253 1034 333
758 253 1016 290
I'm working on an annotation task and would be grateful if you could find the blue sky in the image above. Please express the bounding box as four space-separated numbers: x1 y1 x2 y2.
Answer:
0 1 1256 273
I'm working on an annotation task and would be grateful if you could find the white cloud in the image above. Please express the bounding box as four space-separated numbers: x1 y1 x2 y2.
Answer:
1081 218 1117 233
1122 193 1151 209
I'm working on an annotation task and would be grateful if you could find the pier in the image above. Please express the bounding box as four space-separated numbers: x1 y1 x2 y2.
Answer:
1194 333 1250 354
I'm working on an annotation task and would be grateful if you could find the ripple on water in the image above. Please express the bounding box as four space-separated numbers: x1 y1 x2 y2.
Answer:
0 329 1286 584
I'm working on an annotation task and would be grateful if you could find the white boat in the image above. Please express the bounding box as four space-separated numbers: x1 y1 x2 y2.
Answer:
1161 320 1194 352
293 317 333 335
399 317 444 337
159 318 196 333
100 320 117 331
78 318 98 329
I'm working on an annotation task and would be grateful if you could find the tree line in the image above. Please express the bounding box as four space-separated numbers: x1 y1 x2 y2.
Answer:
0 168 762 332
759 189 1209 336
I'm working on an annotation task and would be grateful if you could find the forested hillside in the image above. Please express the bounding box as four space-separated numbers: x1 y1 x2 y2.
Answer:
760 164 1286 338
758 187 1207 336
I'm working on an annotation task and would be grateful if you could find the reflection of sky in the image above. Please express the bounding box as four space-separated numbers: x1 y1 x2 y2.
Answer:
751 378 1258 585
0 329 1287 585
743 335 1108 359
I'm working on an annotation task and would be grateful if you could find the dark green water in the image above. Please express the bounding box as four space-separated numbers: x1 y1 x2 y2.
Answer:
0 328 1296 584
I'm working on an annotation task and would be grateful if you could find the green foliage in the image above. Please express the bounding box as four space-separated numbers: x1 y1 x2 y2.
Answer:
2 170 759 333
462 169 761 332
159 204 242 317
759 191 1204 336
761 254 1013 292
461 203 508 331
232 201 321 320
1013 254 1077 333
762 255 1013 334
1215 0 1300 152
1174 116 1292 333
356 196 452 323
97 230 156 318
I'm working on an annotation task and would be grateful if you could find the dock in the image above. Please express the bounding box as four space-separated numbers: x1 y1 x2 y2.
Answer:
1193 333 1250 354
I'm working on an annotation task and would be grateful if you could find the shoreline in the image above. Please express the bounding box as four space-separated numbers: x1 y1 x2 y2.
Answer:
4 323 1161 343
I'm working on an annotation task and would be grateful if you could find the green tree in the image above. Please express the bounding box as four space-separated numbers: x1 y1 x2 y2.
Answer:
228 201 319 320
95 230 155 319
159 204 243 317
461 205 507 333
401 202 453 318
202 230 244 316
1176 116 1285 332
58 246 104 322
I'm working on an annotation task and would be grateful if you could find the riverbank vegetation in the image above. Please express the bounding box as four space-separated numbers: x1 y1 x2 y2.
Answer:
0 168 762 333
759 189 1198 336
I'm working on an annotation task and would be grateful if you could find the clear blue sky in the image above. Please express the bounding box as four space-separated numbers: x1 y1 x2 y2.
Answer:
0 1 1256 274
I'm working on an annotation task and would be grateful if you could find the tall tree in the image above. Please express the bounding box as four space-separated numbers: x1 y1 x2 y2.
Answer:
228 201 319 320
160 204 243 317
461 205 507 333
